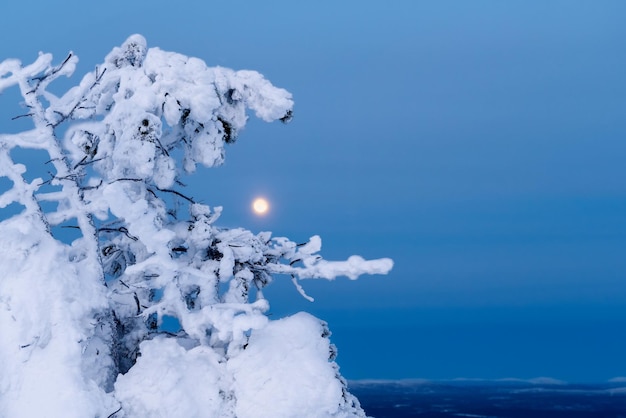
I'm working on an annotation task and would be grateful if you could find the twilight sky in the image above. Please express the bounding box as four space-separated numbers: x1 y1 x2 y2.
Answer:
1 1 625 381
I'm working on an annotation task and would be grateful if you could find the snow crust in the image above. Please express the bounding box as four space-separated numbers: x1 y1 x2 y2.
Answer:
0 35 392 417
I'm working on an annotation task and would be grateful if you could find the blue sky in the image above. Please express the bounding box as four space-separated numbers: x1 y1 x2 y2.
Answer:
1 1 626 381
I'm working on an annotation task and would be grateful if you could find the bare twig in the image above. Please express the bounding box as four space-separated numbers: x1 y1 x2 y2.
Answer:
134 293 141 315
155 187 195 203
74 157 104 170
28 53 74 94
50 66 107 128
106 406 122 418
79 179 103 191
11 113 33 120
109 178 143 184
98 226 139 241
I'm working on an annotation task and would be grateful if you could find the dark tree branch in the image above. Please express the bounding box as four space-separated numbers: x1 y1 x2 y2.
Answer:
106 406 122 418
98 226 139 241
50 66 107 128
154 187 195 203
74 157 104 170
133 293 141 315
11 113 33 121
28 53 74 94
79 179 103 191
109 178 143 184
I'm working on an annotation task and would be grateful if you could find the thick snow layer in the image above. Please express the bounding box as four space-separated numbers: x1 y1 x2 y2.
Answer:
115 337 232 418
229 312 366 418
115 313 366 418
0 214 117 418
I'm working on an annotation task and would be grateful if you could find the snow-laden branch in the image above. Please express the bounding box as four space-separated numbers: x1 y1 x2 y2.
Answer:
274 255 394 281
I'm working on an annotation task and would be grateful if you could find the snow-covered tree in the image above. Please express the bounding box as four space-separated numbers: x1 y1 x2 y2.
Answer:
0 35 392 418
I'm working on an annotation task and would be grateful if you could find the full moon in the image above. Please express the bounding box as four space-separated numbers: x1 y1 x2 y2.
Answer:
252 197 270 216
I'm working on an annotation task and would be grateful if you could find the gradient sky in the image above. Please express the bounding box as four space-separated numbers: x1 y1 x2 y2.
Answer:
1 1 626 382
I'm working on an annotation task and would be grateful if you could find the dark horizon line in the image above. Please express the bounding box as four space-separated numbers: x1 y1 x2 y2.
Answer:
347 377 626 385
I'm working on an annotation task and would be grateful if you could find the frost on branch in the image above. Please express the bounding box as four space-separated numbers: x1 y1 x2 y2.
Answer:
0 35 392 417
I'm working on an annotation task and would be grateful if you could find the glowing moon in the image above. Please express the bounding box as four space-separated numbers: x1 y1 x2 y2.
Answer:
252 197 270 216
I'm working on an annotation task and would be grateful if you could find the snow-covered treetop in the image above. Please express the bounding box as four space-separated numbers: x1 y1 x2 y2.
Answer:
0 35 392 417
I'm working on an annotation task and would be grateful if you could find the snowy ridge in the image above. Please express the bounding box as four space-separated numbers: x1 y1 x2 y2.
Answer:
0 35 391 417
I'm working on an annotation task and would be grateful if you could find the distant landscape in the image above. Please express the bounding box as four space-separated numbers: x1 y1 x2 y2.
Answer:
350 379 626 418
